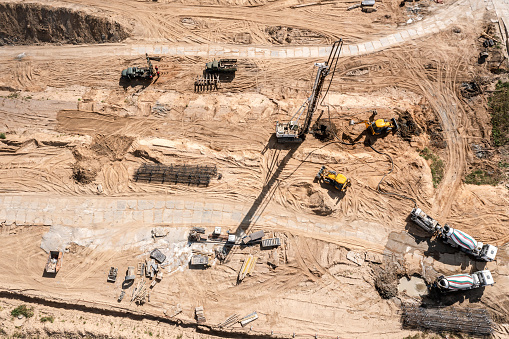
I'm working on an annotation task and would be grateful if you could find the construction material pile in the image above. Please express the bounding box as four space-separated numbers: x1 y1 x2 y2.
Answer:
401 304 493 336
134 163 218 186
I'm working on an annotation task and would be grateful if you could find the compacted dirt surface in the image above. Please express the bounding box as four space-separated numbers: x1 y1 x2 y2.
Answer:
1 0 509 338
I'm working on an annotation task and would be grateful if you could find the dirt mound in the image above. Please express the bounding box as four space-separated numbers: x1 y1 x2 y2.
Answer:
307 189 333 216
265 26 327 45
373 262 405 299
311 119 338 142
72 162 99 184
0 3 129 46
91 135 134 161
397 110 422 142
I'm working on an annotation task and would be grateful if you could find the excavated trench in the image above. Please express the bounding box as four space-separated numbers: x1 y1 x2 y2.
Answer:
0 3 130 46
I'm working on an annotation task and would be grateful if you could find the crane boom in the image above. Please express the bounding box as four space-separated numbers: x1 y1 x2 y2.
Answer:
275 39 343 143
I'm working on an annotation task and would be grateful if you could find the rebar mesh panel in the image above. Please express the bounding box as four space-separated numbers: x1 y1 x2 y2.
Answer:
401 304 493 336
134 163 217 186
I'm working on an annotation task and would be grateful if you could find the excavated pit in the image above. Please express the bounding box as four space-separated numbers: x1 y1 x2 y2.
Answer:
0 3 130 46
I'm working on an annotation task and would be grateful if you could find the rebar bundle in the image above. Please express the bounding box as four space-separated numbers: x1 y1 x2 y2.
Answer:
194 74 220 92
134 163 217 186
401 304 493 336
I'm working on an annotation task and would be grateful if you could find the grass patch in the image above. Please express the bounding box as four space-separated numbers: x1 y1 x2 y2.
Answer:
465 169 501 186
0 133 5 139
420 148 444 187
11 305 34 318
40 316 54 323
489 81 509 146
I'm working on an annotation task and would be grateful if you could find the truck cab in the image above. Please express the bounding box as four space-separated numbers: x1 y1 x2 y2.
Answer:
410 207 440 233
479 244 498 262
476 270 495 287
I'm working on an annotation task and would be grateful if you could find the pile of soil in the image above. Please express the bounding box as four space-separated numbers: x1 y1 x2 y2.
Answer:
373 262 404 299
397 110 422 142
426 118 446 149
307 188 333 216
91 134 134 161
0 3 129 45
72 162 98 184
311 119 338 142
265 26 326 45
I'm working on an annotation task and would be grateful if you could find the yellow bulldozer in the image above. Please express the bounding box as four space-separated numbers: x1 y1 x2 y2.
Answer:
316 166 351 192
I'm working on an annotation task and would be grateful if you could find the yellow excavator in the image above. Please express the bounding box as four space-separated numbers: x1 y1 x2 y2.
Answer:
316 166 351 192
350 111 398 136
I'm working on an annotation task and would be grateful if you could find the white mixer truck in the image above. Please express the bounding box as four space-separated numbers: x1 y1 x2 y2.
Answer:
435 270 495 292
410 207 498 262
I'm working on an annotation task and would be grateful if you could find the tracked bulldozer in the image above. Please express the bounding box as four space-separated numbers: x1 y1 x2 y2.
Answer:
316 165 351 192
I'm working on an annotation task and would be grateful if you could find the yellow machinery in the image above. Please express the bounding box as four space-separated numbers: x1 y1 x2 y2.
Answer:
316 166 351 192
350 113 398 136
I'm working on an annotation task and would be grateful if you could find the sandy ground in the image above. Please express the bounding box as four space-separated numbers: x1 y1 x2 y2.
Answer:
0 0 509 338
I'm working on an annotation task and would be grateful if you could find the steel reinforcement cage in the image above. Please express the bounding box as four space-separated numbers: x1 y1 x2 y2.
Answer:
401 304 493 336
134 163 217 186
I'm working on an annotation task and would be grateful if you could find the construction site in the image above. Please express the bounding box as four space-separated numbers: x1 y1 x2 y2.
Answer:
1 0 509 337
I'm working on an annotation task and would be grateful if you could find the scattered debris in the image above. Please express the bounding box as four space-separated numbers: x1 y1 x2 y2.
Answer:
190 254 210 267
242 230 265 245
118 290 125 302
150 248 167 264
131 279 149 305
195 306 206 323
267 249 280 268
346 251 365 266
261 237 281 249
151 227 169 238
240 312 258 327
137 262 144 276
365 252 383 264
238 255 257 282
124 266 135 281
107 267 118 283
461 81 482 98
164 304 182 318
217 313 240 328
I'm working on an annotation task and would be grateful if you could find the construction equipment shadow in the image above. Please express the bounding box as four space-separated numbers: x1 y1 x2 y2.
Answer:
121 280 134 289
221 134 299 262
204 70 236 83
119 77 153 89
405 220 487 270
341 128 397 147
42 270 57 278
420 285 486 307
315 179 347 201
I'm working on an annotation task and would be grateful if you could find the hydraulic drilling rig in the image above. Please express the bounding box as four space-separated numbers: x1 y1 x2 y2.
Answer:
275 40 343 143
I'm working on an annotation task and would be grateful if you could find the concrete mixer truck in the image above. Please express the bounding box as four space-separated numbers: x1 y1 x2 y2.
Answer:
410 207 498 262
435 270 495 292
